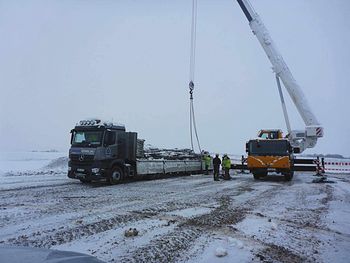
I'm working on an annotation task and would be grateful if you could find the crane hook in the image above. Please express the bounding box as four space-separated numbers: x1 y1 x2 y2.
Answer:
189 81 194 100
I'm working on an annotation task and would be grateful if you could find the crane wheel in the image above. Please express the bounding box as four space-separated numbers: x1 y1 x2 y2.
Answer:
253 173 260 180
284 171 294 181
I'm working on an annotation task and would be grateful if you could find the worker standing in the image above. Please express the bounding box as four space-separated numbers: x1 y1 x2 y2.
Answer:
241 155 245 173
213 154 221 181
203 153 211 175
222 154 231 180
222 154 227 178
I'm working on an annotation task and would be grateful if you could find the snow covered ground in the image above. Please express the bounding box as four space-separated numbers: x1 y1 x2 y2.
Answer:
0 152 350 262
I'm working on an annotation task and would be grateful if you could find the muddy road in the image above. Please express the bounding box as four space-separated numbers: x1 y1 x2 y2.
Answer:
1 171 349 262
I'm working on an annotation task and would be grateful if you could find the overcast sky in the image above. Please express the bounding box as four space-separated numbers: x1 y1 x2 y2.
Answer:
0 0 349 156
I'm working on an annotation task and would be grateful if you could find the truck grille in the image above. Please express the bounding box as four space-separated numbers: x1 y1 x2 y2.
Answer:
70 154 94 165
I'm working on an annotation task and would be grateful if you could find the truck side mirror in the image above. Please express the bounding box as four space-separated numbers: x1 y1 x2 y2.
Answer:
70 129 75 145
245 143 249 153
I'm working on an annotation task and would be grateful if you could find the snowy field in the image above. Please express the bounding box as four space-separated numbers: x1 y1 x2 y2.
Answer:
0 152 350 263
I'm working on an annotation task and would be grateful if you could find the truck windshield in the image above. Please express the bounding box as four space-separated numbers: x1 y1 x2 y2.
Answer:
249 140 290 156
72 130 103 147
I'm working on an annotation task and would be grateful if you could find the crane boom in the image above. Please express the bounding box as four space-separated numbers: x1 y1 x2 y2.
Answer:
236 0 323 152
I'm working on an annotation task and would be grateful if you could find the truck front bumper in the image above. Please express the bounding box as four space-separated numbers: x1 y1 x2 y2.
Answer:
68 163 108 181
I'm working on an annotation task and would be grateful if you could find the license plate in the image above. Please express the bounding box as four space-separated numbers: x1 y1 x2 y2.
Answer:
77 168 85 172
76 173 85 178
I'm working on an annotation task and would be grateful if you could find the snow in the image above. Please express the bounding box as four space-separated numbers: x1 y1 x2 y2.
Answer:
187 237 253 263
0 151 350 263
0 151 66 174
214 247 228 257
166 207 214 218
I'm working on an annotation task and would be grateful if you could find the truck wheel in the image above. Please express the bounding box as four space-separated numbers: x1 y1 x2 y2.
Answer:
109 166 124 185
80 179 91 183
284 171 294 181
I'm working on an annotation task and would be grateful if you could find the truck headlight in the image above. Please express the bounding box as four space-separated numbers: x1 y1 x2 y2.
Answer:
68 167 72 171
92 168 100 173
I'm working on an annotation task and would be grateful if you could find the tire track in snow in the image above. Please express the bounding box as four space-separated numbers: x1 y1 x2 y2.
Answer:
119 186 280 263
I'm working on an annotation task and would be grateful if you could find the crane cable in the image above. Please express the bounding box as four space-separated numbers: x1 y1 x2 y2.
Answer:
188 0 201 153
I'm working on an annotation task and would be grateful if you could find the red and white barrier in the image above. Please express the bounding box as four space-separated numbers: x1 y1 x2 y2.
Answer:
324 158 350 173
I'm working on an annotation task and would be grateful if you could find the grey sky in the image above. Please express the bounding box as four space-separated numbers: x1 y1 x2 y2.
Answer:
0 0 349 156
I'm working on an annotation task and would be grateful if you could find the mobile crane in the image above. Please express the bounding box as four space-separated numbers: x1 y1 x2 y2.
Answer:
235 0 324 180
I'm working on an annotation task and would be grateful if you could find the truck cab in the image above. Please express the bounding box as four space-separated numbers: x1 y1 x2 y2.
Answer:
246 138 294 181
68 119 140 184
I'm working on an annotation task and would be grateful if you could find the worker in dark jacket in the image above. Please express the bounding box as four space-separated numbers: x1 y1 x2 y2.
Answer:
213 154 221 181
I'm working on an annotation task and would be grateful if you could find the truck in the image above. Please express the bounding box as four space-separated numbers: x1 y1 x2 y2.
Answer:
236 0 324 180
246 138 294 181
246 129 295 180
68 119 204 184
